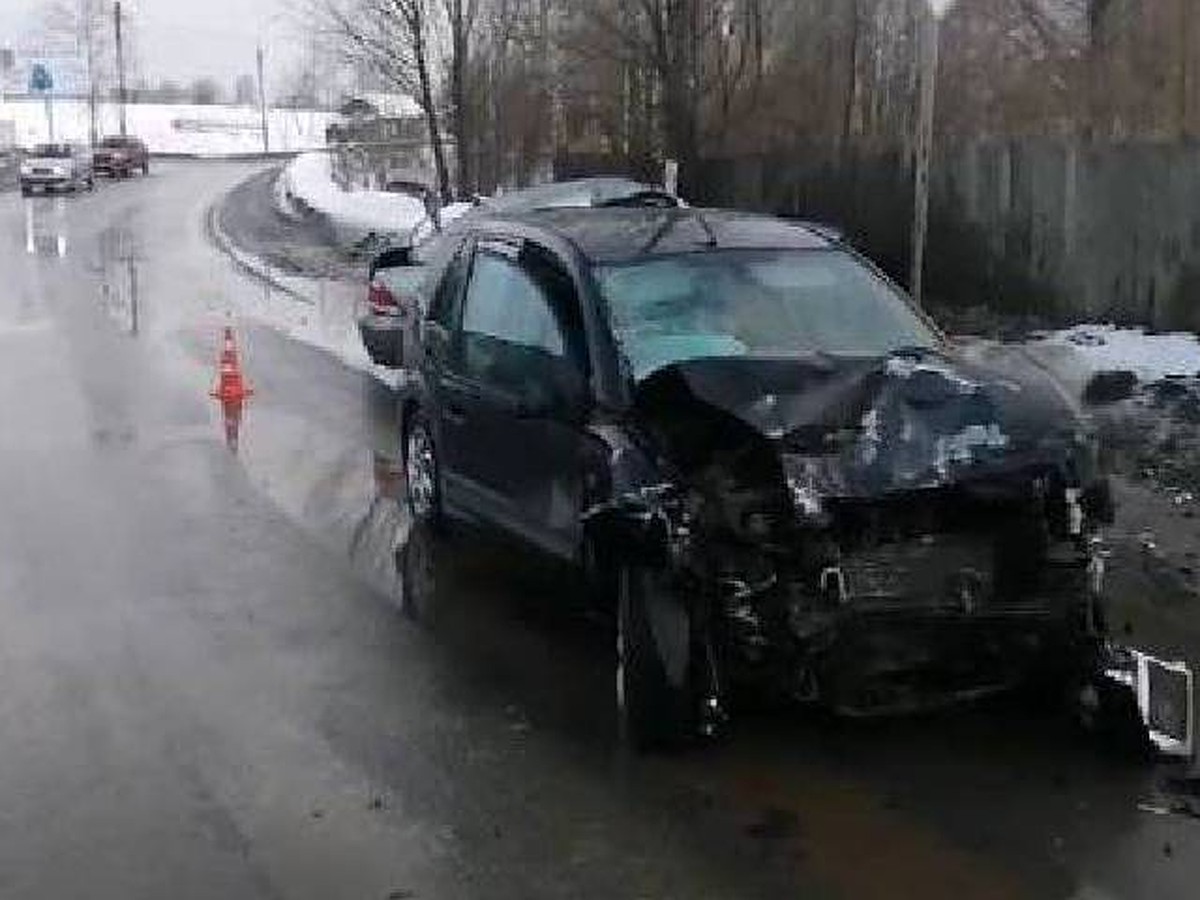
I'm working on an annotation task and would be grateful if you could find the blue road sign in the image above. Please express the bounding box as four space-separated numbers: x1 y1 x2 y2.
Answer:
29 63 52 93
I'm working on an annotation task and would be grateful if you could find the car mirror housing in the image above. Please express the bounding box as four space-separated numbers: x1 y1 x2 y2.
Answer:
368 246 415 280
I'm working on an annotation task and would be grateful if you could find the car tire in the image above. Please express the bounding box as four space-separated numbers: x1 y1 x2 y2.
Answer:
86 176 95 191
404 412 441 525
142 160 149 176
20 185 31 197
616 563 696 751
397 521 438 622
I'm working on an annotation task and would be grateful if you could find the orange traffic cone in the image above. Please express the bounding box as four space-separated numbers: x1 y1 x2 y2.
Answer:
210 326 253 403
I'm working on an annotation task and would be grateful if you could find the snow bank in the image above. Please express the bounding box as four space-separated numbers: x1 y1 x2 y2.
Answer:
207 199 400 387
279 152 427 247
0 99 332 155
1034 325 1200 383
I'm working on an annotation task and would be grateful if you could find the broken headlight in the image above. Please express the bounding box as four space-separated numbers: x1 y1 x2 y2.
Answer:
781 454 845 526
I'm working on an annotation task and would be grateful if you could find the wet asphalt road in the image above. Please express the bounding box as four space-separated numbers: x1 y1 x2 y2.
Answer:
2 161 1200 900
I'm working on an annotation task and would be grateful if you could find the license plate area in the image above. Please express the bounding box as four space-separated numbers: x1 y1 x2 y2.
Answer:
842 535 995 610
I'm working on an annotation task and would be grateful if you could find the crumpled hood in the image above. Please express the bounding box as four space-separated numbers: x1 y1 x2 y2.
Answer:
631 344 1088 497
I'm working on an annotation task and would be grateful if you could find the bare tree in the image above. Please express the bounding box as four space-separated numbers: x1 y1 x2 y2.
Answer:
462 0 556 191
442 0 480 194
322 0 452 201
564 0 767 180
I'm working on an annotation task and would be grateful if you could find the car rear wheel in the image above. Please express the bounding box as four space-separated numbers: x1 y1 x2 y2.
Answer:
616 563 696 751
404 414 440 524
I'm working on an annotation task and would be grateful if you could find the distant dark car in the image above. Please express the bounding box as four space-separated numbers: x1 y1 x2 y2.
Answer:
93 135 149 177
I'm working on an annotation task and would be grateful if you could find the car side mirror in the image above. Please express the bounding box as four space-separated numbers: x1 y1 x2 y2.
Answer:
368 246 415 280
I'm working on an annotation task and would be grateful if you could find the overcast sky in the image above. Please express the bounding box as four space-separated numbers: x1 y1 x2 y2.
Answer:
2 0 309 90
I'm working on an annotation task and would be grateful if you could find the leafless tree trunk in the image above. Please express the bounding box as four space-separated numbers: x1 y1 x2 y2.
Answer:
321 0 452 201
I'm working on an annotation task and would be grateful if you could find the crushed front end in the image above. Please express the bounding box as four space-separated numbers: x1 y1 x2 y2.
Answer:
601 348 1121 720
718 468 1110 716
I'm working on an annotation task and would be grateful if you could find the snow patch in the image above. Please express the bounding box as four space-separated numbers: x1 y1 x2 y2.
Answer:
280 152 427 247
208 200 399 388
1034 325 1200 384
0 99 332 155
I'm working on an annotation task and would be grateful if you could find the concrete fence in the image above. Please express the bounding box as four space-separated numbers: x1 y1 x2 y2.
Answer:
689 139 1200 330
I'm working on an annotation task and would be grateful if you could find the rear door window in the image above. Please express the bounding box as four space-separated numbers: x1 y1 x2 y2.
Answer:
461 250 565 357
456 241 586 395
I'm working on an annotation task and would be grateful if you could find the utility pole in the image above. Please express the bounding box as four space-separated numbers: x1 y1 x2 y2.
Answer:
85 3 97 146
114 0 127 137
257 43 269 153
1182 0 1193 139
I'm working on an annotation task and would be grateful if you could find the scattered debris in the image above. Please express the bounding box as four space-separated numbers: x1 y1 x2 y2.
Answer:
1084 370 1138 405
745 807 800 841
1094 375 1200 495
1137 801 1172 816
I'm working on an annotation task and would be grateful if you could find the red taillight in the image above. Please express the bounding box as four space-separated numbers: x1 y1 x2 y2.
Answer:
367 281 400 316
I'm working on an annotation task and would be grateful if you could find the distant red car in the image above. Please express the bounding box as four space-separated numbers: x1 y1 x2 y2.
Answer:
93 135 149 177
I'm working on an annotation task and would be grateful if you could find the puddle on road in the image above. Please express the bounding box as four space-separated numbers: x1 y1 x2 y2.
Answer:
23 196 69 258
92 224 142 336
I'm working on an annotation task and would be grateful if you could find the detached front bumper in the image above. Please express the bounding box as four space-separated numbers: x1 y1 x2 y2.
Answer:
722 534 1105 716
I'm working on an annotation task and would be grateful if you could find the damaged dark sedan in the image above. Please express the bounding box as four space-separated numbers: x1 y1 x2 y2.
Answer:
393 205 1136 750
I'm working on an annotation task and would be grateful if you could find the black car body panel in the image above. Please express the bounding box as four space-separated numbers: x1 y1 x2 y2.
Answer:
393 206 1120 725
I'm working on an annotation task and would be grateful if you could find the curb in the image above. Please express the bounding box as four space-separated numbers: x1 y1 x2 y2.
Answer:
155 151 302 161
204 187 317 306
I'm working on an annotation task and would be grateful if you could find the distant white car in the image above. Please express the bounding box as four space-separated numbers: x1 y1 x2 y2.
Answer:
20 143 94 195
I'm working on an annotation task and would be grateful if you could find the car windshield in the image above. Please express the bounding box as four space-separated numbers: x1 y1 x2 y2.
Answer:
30 144 72 158
594 249 939 380
100 137 132 148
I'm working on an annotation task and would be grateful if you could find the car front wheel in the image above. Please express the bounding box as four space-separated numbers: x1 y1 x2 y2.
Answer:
397 521 439 622
616 563 697 751
404 414 440 524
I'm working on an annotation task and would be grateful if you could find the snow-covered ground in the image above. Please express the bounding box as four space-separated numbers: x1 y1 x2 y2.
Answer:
278 151 473 249
0 98 332 155
278 152 427 246
1035 325 1200 384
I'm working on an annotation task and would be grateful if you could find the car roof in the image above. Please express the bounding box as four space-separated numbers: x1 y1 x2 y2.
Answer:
472 207 836 264
477 177 675 214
